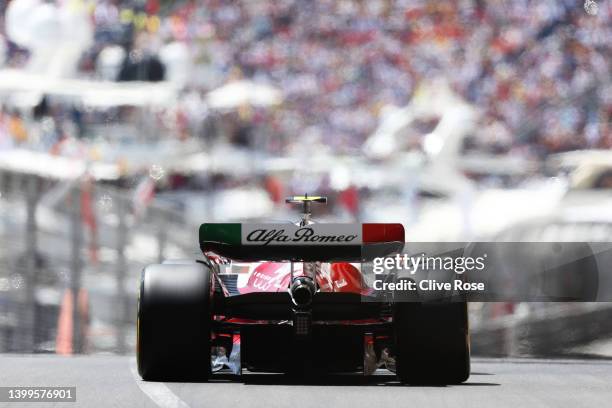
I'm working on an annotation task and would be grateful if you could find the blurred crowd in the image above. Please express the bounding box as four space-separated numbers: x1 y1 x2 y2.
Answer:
0 0 610 157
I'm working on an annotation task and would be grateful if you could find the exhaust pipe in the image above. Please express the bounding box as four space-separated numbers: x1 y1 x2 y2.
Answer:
290 277 316 308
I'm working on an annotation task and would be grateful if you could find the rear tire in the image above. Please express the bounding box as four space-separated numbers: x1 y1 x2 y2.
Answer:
137 263 213 381
393 301 470 384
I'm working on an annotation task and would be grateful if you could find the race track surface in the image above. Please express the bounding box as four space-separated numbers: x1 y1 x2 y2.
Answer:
1 356 611 408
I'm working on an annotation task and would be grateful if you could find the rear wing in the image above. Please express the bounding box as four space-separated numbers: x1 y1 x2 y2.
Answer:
199 223 405 262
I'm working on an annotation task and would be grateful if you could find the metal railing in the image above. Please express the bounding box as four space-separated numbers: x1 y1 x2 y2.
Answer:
0 171 200 354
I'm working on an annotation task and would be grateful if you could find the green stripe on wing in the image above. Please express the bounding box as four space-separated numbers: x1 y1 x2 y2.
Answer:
199 223 242 246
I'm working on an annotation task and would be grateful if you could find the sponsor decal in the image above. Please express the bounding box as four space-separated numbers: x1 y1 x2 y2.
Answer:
241 224 362 246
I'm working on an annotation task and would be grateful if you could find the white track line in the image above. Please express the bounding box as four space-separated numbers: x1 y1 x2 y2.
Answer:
129 360 191 408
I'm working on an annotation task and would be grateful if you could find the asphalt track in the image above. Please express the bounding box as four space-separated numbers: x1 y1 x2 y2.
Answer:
1 356 612 408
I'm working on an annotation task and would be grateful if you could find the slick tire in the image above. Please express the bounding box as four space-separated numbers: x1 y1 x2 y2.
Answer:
137 263 213 381
393 301 470 384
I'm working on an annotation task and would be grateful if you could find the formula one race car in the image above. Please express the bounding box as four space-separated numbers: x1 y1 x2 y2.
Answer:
137 195 470 384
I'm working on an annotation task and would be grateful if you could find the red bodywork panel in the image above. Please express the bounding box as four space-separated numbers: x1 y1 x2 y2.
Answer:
238 261 366 295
